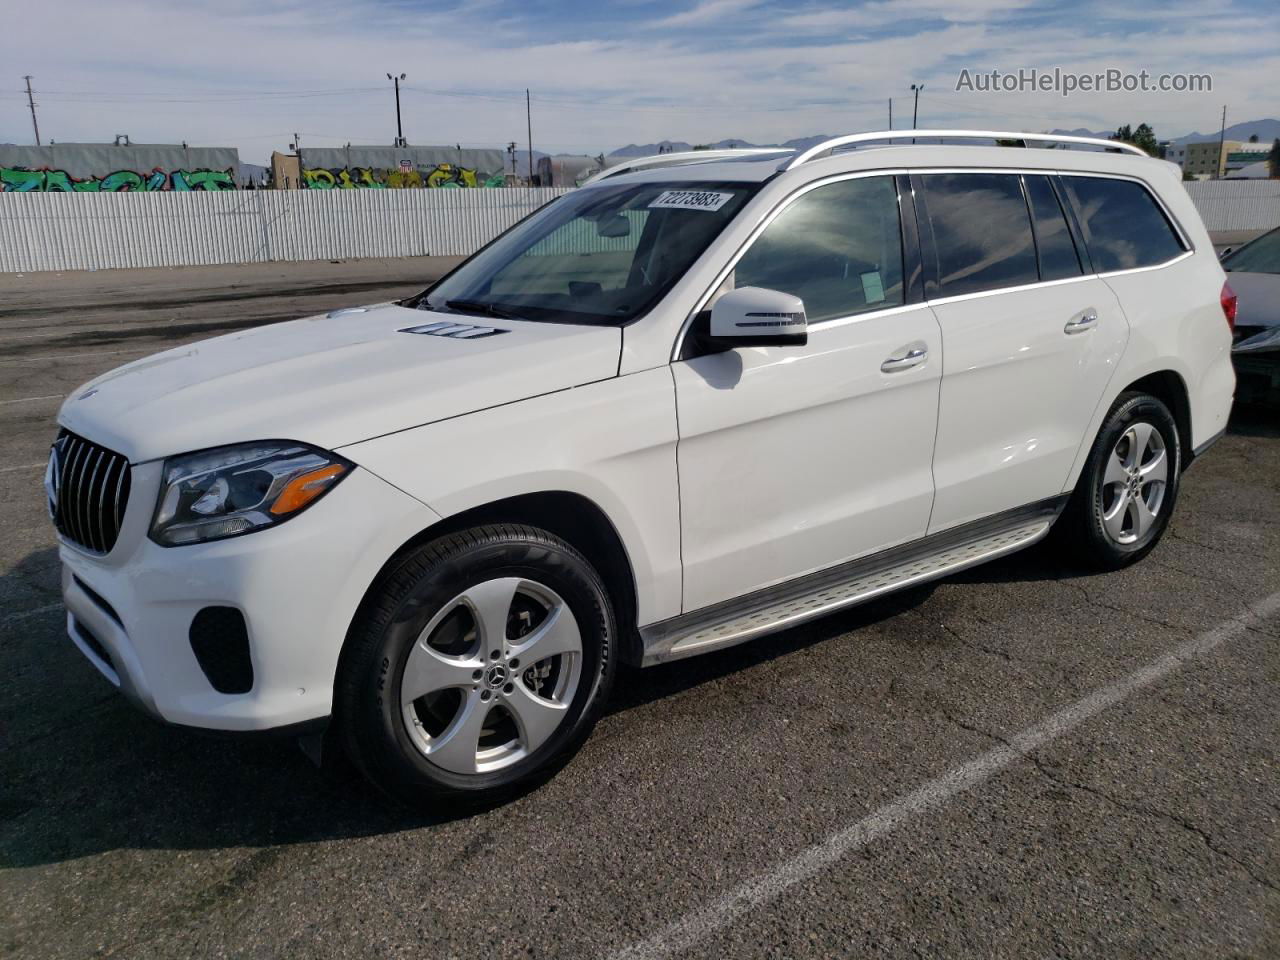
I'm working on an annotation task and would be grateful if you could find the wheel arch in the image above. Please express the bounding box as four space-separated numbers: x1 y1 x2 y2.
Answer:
1119 369 1193 470
1064 363 1196 495
341 490 643 674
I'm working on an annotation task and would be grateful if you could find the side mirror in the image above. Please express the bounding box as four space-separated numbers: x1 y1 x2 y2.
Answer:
1218 246 1234 260
706 286 808 347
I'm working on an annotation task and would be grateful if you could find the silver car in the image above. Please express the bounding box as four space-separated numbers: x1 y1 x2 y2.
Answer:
1222 226 1280 404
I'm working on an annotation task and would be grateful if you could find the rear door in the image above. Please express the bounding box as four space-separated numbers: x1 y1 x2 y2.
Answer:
672 174 942 611
916 171 1128 532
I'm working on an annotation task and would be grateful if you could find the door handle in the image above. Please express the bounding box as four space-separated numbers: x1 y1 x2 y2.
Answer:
881 346 928 373
1064 308 1099 335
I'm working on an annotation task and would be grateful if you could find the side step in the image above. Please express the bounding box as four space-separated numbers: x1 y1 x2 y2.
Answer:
640 502 1062 666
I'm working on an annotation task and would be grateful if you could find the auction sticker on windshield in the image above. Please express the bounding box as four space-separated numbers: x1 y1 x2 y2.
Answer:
649 190 734 212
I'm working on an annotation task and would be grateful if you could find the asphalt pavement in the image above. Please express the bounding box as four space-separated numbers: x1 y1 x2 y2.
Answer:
1 257 1277 959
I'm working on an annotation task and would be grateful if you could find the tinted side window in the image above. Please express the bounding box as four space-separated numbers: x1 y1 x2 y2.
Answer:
1061 176 1185 272
920 173 1039 297
732 176 904 323
1024 175 1082 281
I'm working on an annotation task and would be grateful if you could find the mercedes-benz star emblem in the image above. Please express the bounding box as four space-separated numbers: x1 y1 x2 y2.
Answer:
44 438 65 520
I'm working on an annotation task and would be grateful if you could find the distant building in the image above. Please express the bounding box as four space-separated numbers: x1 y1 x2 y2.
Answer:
292 145 507 189
1163 139 1271 179
536 154 602 187
271 152 303 190
1224 146 1271 175
1224 159 1273 180
1163 142 1188 168
0 142 239 192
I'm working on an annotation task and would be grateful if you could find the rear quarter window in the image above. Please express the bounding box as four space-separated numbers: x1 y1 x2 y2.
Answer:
1061 176 1186 273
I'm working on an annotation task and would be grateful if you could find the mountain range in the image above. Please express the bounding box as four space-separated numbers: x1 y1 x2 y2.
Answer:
607 119 1280 157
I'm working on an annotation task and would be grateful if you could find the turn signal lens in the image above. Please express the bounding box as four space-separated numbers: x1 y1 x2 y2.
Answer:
1220 281 1237 332
270 464 348 515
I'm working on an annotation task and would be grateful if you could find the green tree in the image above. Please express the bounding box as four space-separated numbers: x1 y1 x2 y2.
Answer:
1270 139 1280 179
1112 123 1159 156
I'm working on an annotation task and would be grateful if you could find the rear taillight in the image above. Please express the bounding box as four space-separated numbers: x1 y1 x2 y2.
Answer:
1220 281 1237 333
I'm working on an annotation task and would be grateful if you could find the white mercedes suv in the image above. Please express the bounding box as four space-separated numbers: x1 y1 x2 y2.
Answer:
48 131 1236 805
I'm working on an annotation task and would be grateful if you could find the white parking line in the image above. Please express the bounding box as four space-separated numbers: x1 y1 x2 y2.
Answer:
0 602 63 628
0 462 45 473
0 394 63 406
609 590 1280 960
0 348 150 364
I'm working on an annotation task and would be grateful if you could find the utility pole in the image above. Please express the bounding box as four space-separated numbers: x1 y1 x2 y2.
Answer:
23 75 41 146
910 83 923 144
526 89 534 186
507 141 517 178
387 72 407 147
1218 104 1228 179
888 97 893 130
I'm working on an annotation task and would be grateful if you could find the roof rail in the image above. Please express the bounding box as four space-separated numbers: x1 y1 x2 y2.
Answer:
784 129 1147 170
581 148 794 186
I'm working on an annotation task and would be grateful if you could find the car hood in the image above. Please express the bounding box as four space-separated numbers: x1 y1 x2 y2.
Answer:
1226 270 1280 329
57 303 621 463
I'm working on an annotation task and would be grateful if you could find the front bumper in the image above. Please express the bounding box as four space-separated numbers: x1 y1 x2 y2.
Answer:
58 460 440 732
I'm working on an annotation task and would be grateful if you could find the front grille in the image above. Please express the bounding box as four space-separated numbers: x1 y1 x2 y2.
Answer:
52 430 132 554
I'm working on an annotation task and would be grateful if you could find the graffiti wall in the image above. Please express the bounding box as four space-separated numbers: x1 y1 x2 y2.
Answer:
0 144 241 193
298 146 507 190
301 164 504 189
1 167 235 192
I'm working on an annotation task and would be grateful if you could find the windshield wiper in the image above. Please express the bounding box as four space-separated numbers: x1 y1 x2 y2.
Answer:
443 299 522 320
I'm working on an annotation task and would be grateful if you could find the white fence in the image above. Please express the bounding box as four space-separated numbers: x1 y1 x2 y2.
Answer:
0 188 571 273
1183 179 1280 233
2 179 1278 274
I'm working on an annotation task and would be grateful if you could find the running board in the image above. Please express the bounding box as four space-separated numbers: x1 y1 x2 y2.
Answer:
640 498 1064 666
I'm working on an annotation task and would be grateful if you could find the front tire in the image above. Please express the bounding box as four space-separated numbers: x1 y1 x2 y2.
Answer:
1056 392 1181 570
337 524 617 807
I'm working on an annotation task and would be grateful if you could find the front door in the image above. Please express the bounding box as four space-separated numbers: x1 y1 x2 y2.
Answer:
673 174 943 612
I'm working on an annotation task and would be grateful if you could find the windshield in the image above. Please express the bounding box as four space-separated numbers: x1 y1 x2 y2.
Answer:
414 181 758 325
1222 227 1280 275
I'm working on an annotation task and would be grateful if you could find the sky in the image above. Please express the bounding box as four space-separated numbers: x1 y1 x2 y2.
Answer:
2 0 1277 165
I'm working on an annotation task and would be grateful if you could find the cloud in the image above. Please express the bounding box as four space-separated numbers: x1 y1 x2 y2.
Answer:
648 0 762 29
1 0 1275 164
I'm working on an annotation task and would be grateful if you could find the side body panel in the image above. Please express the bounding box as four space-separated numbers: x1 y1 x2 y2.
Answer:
1061 172 1234 488
339 367 684 625
673 304 942 610
926 277 1128 531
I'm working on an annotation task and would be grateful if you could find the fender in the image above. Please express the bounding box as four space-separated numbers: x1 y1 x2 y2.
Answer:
337 366 683 626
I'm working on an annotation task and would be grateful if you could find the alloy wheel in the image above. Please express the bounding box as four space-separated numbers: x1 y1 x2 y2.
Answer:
1100 421 1168 545
400 577 583 775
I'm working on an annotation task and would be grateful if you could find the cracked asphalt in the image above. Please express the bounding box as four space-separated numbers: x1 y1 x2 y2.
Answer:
1 258 1277 959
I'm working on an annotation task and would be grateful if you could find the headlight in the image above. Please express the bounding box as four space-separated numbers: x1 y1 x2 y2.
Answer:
150 442 352 546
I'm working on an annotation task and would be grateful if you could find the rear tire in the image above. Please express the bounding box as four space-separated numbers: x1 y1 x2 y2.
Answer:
1055 392 1181 570
337 524 617 807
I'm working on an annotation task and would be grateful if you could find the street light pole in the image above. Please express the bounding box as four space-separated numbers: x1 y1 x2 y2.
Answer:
387 73 407 147
526 88 534 187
